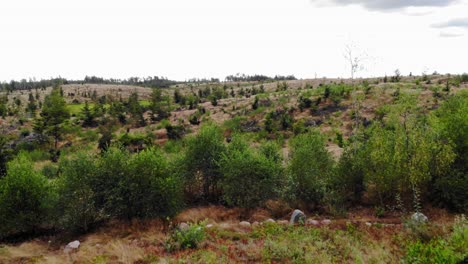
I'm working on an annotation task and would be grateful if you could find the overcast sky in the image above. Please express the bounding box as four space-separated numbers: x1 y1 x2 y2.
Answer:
1 0 467 82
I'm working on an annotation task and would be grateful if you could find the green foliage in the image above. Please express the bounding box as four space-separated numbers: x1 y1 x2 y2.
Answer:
118 132 152 151
36 87 70 150
335 149 365 205
220 138 284 208
298 96 313 111
222 116 246 133
361 94 455 206
166 124 185 140
0 135 15 176
0 154 53 238
58 148 183 231
125 148 183 218
252 96 259 110
404 240 457 263
264 109 293 132
127 91 146 127
149 88 170 122
182 124 226 202
57 152 100 232
292 119 306 135
108 101 126 124
98 126 113 152
430 92 468 212
81 101 96 127
0 96 7 118
165 221 206 252
41 163 59 179
288 131 335 209
403 215 467 264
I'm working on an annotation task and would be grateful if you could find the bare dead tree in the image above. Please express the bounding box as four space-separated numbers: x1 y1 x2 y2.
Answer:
343 43 367 152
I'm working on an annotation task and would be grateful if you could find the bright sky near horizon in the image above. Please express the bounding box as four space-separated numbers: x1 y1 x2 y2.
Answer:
1 0 467 82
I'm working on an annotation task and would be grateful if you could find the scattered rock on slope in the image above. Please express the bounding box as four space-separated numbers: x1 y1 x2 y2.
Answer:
64 240 80 254
290 209 306 224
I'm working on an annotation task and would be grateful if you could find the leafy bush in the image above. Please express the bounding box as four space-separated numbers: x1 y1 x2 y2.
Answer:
165 221 206 252
0 154 53 238
220 138 284 208
404 215 467 263
92 147 183 220
288 131 335 209
430 93 468 212
182 123 226 203
57 152 100 232
166 124 185 140
41 163 59 179
360 94 455 207
58 148 184 231
404 240 457 263
125 148 183 218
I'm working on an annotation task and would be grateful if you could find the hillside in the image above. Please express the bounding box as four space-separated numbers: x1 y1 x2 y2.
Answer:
0 73 467 263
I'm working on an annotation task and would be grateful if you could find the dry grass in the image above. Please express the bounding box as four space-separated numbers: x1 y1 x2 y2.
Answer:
0 207 458 263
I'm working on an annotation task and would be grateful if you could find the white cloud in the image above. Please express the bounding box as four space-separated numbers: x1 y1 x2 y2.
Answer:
310 0 458 11
439 31 464 37
432 17 468 29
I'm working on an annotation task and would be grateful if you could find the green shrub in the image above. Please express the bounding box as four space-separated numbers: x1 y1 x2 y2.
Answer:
82 129 99 142
360 95 455 207
0 154 53 238
166 124 185 140
165 221 206 252
182 123 226 203
334 149 365 206
222 116 246 133
92 147 130 218
25 149 50 162
404 240 456 263
288 131 335 209
57 152 100 232
58 147 184 231
163 139 184 154
125 148 183 218
430 93 468 212
403 216 467 264
220 139 284 208
41 163 59 179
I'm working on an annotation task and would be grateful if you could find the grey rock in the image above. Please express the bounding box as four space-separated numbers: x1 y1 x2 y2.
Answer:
64 240 80 254
411 212 428 223
321 219 332 225
179 222 189 231
239 221 251 228
264 218 276 224
290 209 306 225
306 219 320 226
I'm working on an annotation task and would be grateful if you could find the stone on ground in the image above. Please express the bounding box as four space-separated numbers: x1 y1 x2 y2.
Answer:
290 209 306 224
64 240 80 254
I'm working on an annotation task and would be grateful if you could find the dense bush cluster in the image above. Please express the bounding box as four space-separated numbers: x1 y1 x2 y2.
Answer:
0 148 183 238
0 90 466 240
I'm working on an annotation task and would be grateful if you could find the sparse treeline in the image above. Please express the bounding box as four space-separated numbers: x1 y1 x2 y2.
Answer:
225 73 297 82
0 74 300 92
0 89 466 239
83 76 177 88
0 76 177 92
